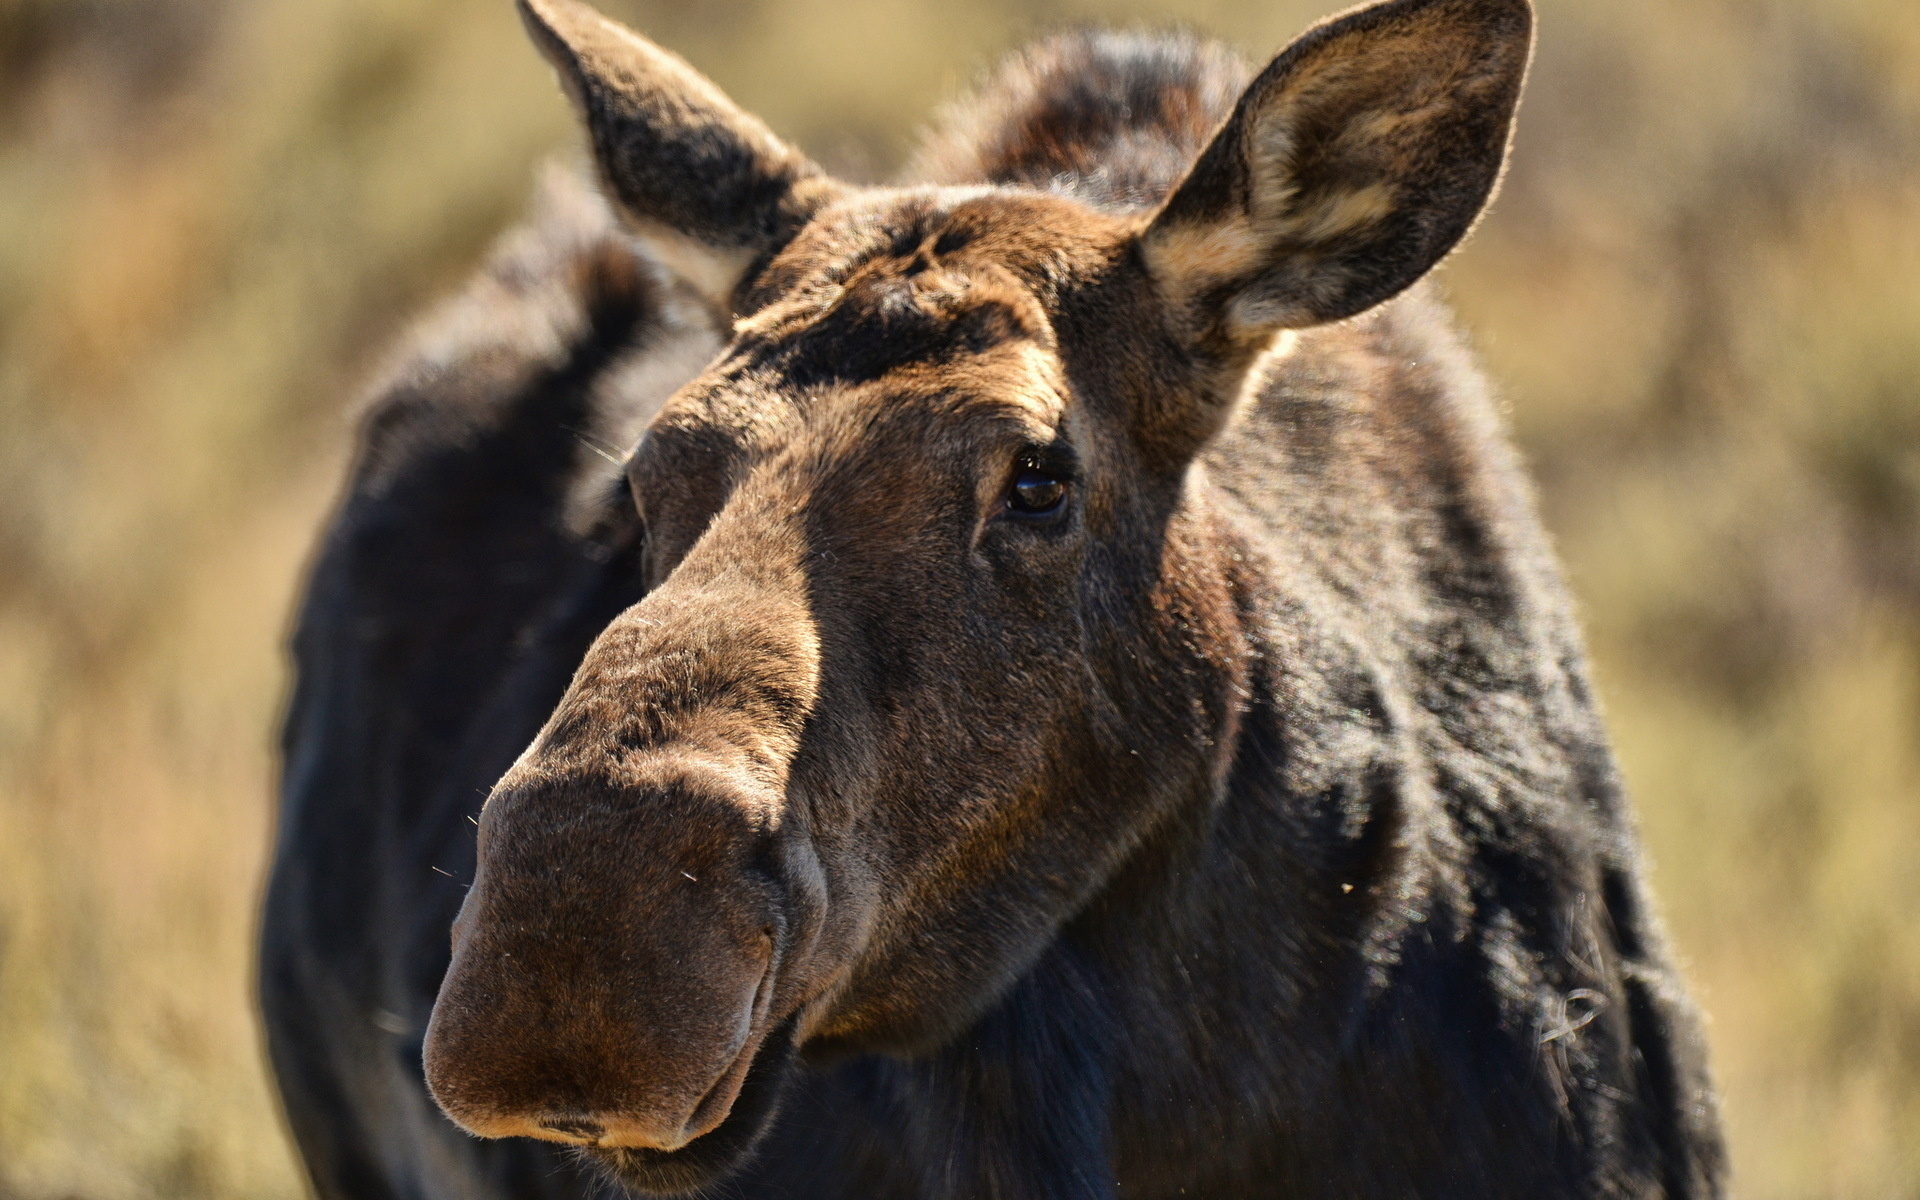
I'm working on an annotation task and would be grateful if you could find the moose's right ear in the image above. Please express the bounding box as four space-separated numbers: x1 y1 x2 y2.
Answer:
1141 0 1532 348
518 0 845 310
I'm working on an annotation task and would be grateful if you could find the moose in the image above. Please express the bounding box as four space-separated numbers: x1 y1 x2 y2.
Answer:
259 0 1726 1195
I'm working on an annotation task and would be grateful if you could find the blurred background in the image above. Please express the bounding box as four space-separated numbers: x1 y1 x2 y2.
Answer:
0 0 1915 1195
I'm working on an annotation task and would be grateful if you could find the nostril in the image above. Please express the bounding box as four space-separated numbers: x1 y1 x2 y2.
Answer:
538 1115 606 1143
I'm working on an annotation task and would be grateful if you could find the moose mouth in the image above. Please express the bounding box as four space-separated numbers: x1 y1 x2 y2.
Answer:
578 1013 801 1195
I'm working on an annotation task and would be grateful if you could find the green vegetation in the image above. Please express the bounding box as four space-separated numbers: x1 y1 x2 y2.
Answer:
0 0 1914 1195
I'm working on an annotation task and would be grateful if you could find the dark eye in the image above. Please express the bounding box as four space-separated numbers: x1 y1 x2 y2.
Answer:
1006 465 1069 520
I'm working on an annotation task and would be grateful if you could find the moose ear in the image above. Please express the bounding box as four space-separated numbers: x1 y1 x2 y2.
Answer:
1140 0 1532 345
517 0 844 310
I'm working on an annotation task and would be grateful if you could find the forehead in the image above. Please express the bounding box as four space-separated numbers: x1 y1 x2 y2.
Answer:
747 187 1130 317
654 189 1132 440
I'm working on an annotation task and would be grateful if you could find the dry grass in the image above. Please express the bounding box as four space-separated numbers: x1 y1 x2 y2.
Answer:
0 0 1915 1196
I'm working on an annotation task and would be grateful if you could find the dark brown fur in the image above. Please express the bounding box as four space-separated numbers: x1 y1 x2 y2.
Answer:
262 2 1725 1197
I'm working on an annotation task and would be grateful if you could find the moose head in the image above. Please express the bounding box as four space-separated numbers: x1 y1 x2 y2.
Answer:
422 0 1532 1190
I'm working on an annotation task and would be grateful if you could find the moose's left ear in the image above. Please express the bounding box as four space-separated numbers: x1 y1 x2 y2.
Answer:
1141 0 1532 346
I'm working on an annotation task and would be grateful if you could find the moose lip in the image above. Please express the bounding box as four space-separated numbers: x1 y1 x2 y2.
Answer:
582 1013 799 1193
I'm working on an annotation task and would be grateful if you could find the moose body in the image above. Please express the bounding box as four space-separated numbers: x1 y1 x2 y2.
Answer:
260 0 1725 1196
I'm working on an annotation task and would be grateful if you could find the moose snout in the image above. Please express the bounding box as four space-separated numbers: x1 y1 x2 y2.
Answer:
422 765 789 1151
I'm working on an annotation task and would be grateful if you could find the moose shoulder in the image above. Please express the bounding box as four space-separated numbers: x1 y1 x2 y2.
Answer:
260 0 1726 1196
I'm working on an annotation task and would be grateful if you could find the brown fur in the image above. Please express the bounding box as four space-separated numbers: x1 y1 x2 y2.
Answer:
263 2 1724 1197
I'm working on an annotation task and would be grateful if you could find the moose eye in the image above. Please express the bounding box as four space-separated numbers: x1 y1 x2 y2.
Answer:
1006 465 1069 520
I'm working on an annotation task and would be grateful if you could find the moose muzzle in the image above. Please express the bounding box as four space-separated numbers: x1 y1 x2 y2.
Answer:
424 462 828 1152
423 757 788 1151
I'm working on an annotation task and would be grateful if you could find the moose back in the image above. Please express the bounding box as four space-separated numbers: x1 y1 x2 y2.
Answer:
260 0 1726 1195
